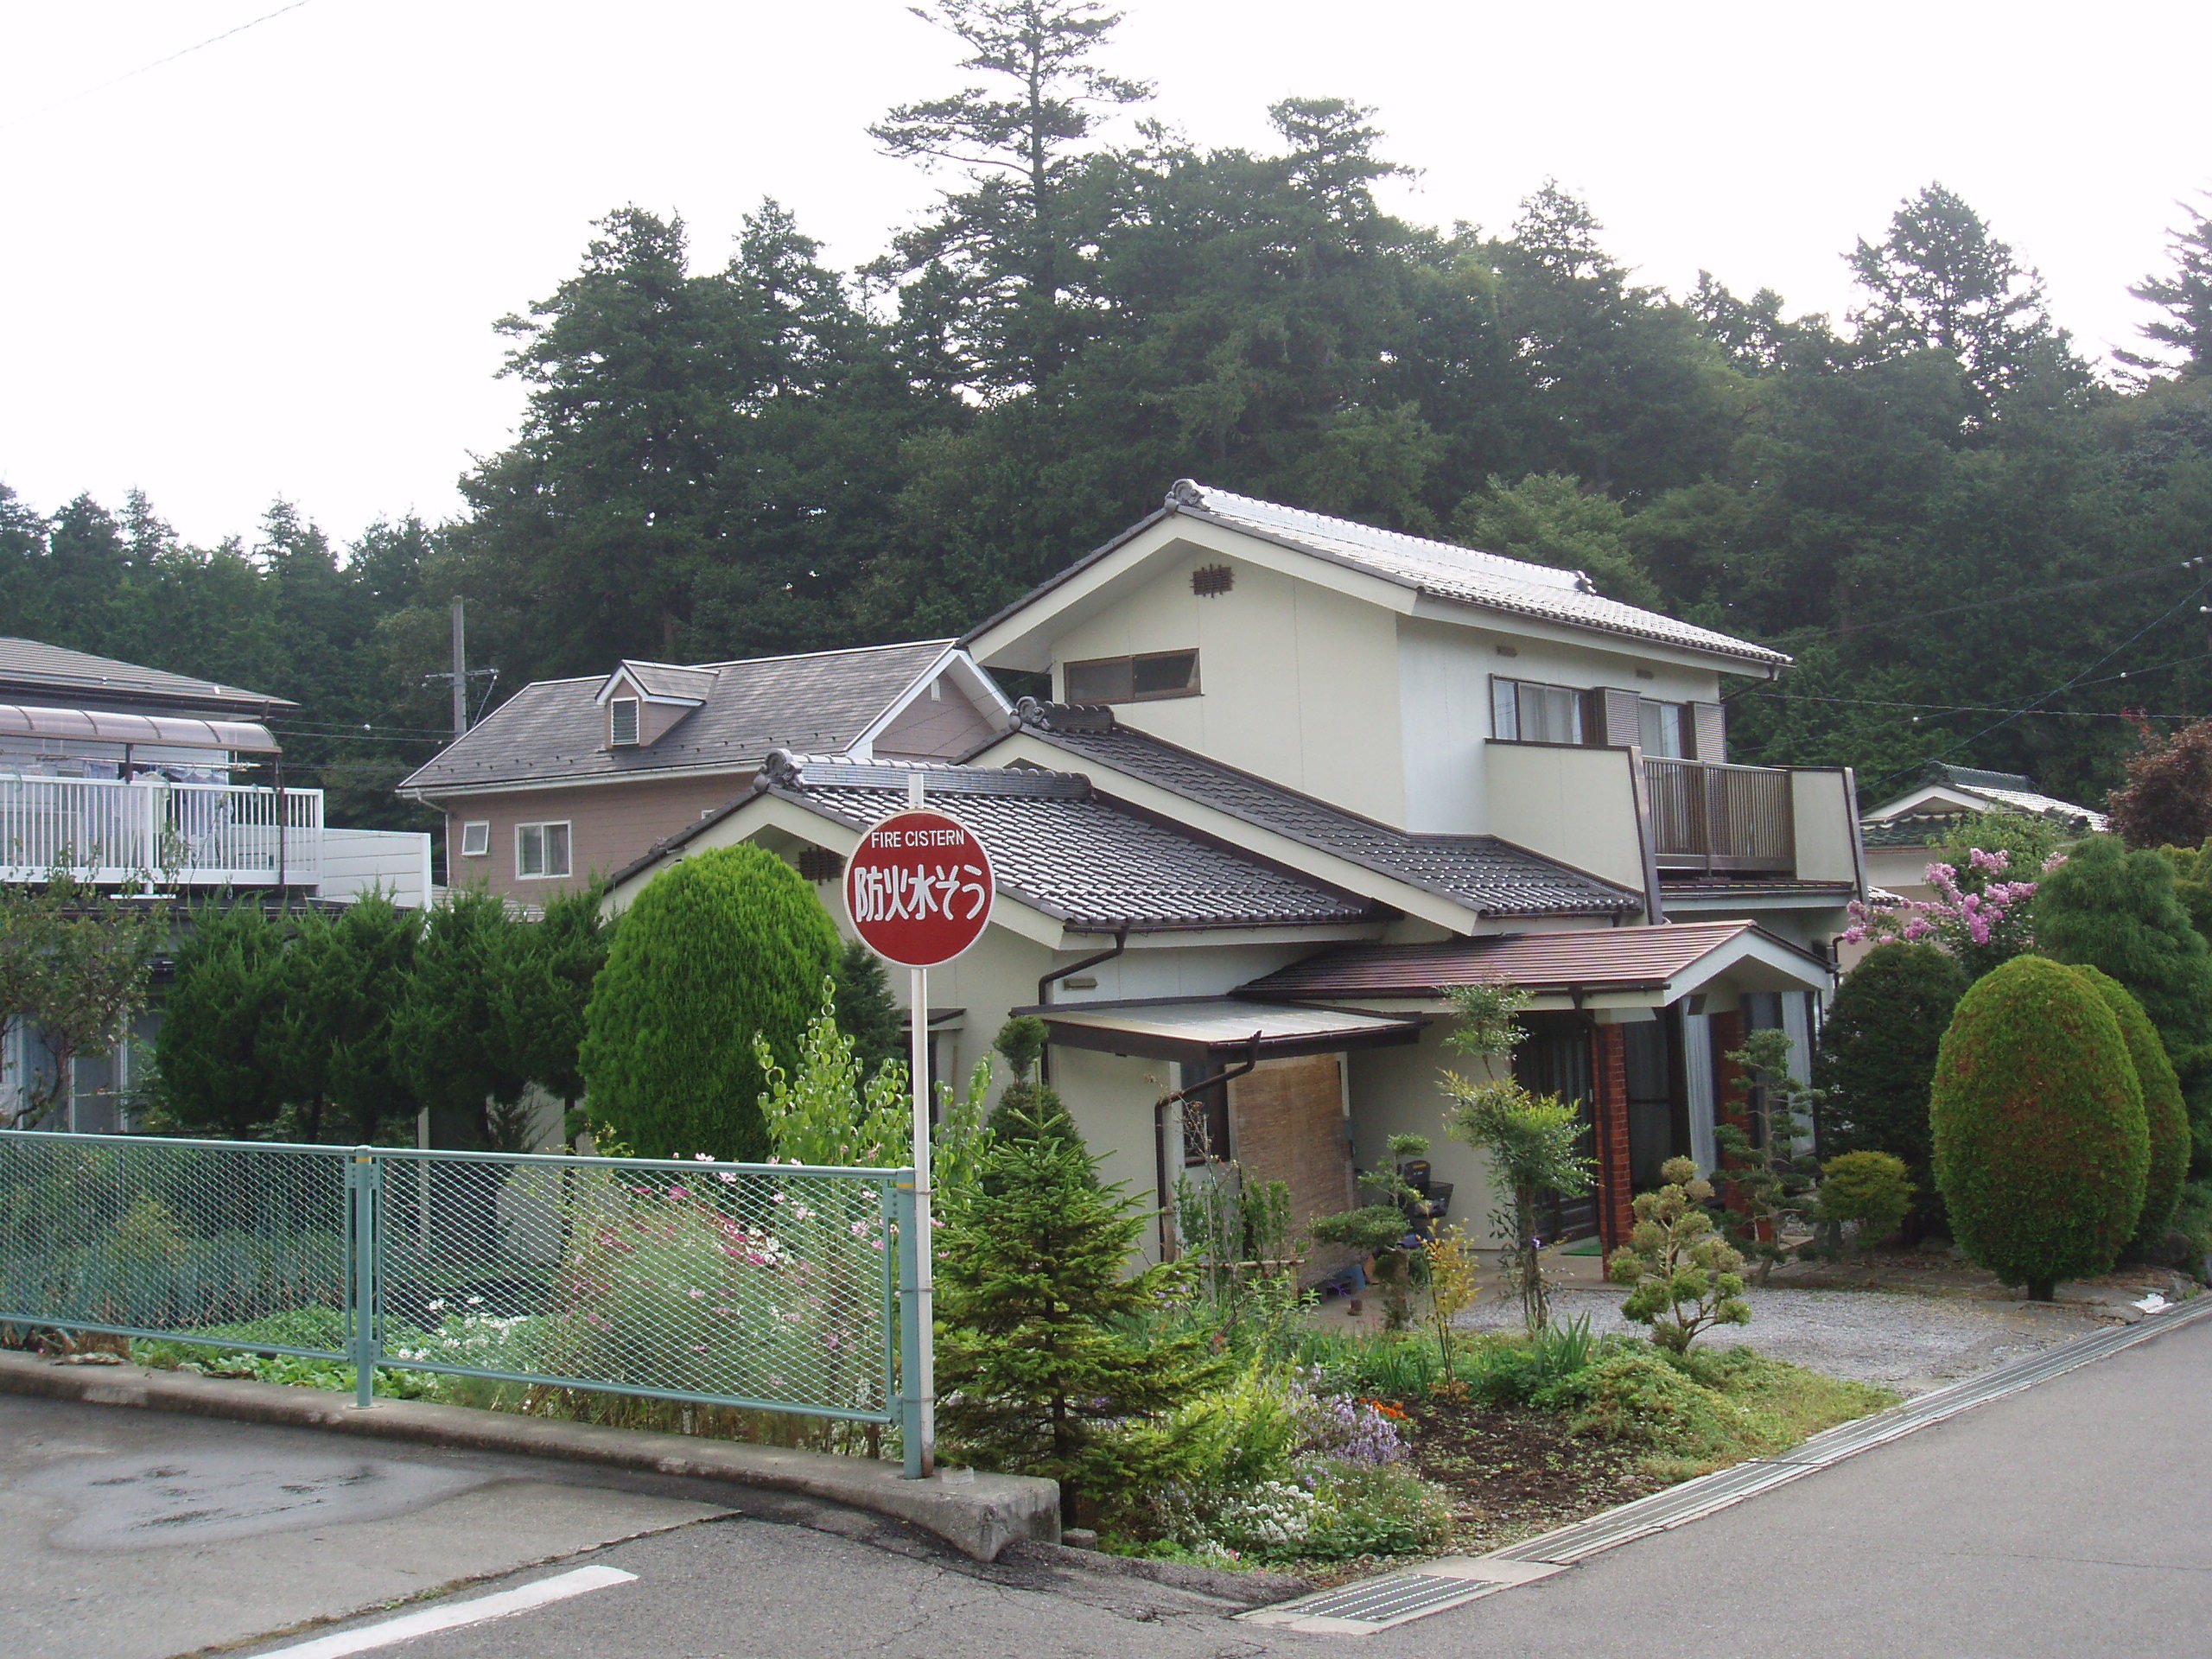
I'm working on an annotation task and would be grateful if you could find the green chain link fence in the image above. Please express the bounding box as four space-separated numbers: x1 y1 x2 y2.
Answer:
0 1131 921 1458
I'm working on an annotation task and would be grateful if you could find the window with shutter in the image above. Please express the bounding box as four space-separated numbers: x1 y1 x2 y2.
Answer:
1690 701 1726 763
609 697 640 747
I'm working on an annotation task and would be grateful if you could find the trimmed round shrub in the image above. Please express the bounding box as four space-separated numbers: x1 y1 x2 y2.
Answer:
1817 1150 1915 1251
1814 943 1967 1224
1929 955 2150 1298
2069 964 2190 1258
580 843 838 1160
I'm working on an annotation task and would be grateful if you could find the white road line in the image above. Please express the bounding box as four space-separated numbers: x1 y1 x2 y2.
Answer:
252 1565 639 1658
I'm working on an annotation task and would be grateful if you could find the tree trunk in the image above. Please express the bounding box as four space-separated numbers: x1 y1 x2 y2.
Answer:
2026 1277 2056 1302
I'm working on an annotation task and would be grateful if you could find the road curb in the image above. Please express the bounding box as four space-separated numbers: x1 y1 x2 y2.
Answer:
0 1351 1058 1562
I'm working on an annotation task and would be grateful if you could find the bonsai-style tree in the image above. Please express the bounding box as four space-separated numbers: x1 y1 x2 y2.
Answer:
1814 943 1967 1232
1313 1132 1432 1330
1607 1157 1751 1354
1930 954 2150 1300
1717 1028 1822 1282
2069 965 2190 1258
934 1112 1225 1525
1438 983 1593 1332
1817 1151 1915 1255
2035 834 2212 1168
581 844 837 1160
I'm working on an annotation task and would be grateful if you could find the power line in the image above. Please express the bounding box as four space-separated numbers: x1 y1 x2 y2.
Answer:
1733 649 2212 720
4 2 319 134
1750 556 2209 648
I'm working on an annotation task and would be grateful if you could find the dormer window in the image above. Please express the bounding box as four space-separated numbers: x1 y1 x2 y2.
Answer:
609 697 640 747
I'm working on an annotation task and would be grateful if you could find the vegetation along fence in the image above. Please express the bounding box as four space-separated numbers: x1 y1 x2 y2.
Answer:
0 1131 923 1459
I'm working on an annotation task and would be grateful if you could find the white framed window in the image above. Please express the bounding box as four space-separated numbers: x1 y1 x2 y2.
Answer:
608 696 640 747
517 821 572 880
460 820 491 857
1491 676 1591 745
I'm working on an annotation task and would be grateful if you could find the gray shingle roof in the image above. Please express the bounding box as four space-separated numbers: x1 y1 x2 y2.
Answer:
0 637 291 715
615 660 718 702
399 639 957 796
992 702 1644 919
628 755 1380 931
1166 484 1790 669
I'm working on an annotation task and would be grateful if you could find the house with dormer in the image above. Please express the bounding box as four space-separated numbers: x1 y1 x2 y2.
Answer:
593 484 1867 1268
397 640 1011 906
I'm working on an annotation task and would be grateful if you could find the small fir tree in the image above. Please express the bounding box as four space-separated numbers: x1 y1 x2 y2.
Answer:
1717 1029 1822 1283
1815 943 1966 1232
1930 954 2150 1300
934 1113 1225 1524
1606 1157 1751 1354
2069 965 2190 1258
984 1014 1083 1151
2035 834 2212 1170
832 935 905 1084
581 845 838 1160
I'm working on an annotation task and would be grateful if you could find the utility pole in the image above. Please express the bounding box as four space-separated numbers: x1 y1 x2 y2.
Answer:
450 596 467 738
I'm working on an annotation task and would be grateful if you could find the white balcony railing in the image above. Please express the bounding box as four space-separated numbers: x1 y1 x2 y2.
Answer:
0 774 323 887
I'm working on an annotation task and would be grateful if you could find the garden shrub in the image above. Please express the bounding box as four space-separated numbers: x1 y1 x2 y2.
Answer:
581 843 838 1160
1817 1151 1915 1253
2069 965 2190 1258
1537 1348 1750 1457
2035 835 2212 1170
1814 942 1966 1225
1606 1158 1750 1353
1929 954 2150 1299
1717 1030 1821 1282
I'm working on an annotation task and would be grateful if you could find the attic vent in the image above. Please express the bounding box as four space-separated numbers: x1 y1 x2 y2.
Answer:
797 847 845 884
1191 563 1234 597
609 697 640 747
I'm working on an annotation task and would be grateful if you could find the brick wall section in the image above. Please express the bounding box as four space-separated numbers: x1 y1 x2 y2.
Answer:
1591 1023 1633 1252
1229 1054 1357 1281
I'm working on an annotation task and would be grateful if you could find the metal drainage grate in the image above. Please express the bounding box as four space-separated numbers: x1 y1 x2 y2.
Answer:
1262 1572 1497 1628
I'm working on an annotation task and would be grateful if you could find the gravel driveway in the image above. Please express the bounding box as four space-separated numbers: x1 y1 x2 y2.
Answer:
1458 1287 2101 1393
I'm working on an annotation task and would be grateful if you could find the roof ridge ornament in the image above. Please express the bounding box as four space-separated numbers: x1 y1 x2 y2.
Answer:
1166 479 1206 510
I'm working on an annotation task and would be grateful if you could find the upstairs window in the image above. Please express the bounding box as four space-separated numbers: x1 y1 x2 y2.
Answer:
459 821 490 858
1064 649 1200 703
518 821 571 880
1491 676 1591 745
608 696 640 747
1638 698 1692 759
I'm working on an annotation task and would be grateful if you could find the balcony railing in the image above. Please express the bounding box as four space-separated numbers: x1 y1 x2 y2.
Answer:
0 774 323 887
1643 758 1795 876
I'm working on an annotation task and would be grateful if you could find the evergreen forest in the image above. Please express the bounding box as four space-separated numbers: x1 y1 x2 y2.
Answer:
4 0 2210 830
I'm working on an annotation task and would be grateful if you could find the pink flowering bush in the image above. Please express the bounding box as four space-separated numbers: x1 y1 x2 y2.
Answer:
1843 847 2061 977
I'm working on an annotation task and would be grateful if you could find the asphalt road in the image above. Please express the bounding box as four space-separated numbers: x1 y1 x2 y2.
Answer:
6 1310 2208 1659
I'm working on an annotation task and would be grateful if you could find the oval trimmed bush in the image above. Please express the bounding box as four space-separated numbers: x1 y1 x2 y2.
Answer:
2069 964 2190 1258
580 842 838 1160
1930 955 2150 1299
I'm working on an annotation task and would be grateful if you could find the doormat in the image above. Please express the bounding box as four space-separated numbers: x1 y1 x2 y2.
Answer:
1554 1238 1603 1257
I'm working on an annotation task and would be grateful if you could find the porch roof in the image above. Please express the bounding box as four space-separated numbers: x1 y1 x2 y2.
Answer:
1017 996 1427 1064
0 702 280 754
1236 920 1831 1002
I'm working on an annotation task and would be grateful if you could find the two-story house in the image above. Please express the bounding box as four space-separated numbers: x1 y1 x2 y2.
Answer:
397 639 1011 906
0 637 434 1129
601 484 1866 1268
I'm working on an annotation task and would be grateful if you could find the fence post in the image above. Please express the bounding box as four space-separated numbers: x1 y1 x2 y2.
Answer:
893 1172 925 1478
348 1148 380 1409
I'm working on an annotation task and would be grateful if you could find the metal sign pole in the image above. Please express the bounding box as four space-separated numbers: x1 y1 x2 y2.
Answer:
906 770 935 1477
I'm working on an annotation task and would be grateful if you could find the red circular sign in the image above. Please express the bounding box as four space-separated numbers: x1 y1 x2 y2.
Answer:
843 809 996 967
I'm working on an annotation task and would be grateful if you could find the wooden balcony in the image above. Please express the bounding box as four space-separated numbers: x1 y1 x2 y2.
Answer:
0 774 322 887
1643 758 1796 876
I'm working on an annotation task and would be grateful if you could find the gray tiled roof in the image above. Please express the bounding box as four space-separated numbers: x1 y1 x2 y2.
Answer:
993 702 1644 919
399 639 957 796
1166 484 1791 669
0 637 291 715
631 755 1379 931
615 660 719 702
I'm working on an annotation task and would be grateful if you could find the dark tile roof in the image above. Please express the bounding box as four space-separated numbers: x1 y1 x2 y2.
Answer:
1928 763 2035 792
1859 818 1961 850
1239 921 1822 1001
615 660 718 702
0 637 291 715
626 755 1382 932
988 702 1644 919
400 640 958 795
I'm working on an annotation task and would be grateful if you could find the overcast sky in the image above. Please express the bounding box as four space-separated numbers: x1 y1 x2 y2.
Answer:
4 0 2207 551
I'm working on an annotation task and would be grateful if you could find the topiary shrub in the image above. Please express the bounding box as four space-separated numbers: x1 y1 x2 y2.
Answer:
1815 943 1967 1230
1929 954 2150 1300
2068 965 2190 1259
1817 1151 1915 1254
580 843 837 1160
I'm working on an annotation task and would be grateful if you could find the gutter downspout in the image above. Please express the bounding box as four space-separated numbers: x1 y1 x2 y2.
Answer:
1151 1030 1263 1262
1034 926 1128 1084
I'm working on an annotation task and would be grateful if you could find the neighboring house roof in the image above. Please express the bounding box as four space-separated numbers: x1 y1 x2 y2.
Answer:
605 660 718 703
1861 761 2109 838
1237 920 1827 1001
1013 996 1427 1065
617 754 1382 932
965 481 1791 671
398 639 975 797
980 701 1645 919
0 637 292 716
